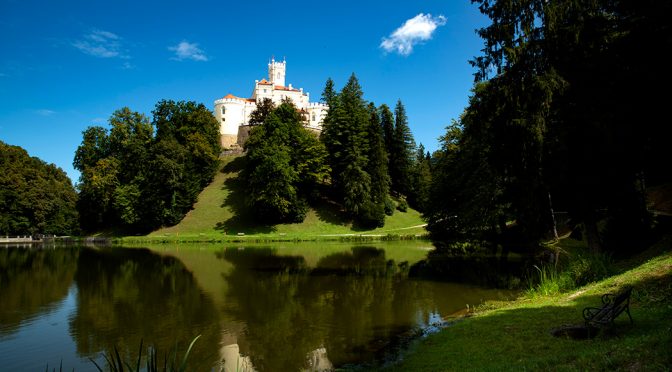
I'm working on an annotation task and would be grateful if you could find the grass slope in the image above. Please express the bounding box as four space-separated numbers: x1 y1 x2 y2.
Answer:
142 155 427 242
383 236 672 371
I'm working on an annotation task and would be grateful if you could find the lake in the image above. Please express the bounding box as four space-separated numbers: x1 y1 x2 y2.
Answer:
0 241 516 371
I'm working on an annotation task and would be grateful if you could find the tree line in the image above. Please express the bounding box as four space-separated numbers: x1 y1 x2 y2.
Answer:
0 141 79 235
74 100 221 233
425 0 672 255
241 75 431 228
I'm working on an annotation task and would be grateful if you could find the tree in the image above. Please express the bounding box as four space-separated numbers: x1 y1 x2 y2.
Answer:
0 141 79 235
427 0 672 254
243 101 329 224
389 100 416 199
73 100 221 232
359 103 390 227
409 143 432 212
248 98 275 126
321 74 375 224
321 78 336 106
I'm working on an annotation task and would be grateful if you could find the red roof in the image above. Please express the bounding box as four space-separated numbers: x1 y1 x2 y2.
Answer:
274 85 299 92
257 79 272 85
222 93 254 102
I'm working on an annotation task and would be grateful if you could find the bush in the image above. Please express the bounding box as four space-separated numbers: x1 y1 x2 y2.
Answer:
526 251 613 297
384 198 395 216
397 199 408 212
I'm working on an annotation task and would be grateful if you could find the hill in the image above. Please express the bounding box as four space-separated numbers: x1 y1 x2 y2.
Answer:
140 155 427 242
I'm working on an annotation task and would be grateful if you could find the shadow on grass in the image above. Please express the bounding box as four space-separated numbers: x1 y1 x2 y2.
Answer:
387 261 672 371
311 188 379 232
221 156 247 174
214 173 276 235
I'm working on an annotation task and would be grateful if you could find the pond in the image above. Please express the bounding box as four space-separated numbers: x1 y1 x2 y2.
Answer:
0 241 516 371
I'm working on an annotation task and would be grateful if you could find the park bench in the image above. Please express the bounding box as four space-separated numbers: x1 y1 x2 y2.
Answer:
583 286 633 329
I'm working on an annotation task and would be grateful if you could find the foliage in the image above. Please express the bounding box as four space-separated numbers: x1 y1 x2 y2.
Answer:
0 141 79 235
427 0 672 254
90 336 201 372
388 100 416 199
527 250 614 297
74 101 221 233
242 101 329 224
409 144 432 211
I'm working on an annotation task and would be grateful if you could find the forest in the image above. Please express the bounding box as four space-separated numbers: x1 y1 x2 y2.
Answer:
0 141 79 235
424 0 672 256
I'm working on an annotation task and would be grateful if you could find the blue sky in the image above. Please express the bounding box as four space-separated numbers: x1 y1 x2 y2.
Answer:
0 0 489 183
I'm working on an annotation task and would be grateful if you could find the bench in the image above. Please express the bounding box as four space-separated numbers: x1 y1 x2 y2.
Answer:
583 286 633 328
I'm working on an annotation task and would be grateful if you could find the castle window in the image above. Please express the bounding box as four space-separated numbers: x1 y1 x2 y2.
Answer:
312 114 316 121
263 89 267 93
277 72 281 79
221 107 226 115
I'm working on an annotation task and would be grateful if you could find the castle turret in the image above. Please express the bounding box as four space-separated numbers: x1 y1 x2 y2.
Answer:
268 57 286 87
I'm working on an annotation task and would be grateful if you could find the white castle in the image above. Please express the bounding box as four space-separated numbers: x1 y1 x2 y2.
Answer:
214 58 329 148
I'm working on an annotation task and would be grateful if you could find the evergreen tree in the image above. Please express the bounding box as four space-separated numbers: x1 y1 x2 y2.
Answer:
409 143 432 212
321 74 373 221
379 103 395 164
390 100 416 198
321 77 336 106
360 103 390 227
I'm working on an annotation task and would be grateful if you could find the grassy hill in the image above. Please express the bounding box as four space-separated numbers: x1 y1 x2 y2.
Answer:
138 155 427 242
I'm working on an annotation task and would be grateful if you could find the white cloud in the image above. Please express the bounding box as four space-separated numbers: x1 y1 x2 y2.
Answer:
169 41 208 62
73 29 128 58
36 109 56 116
380 13 447 56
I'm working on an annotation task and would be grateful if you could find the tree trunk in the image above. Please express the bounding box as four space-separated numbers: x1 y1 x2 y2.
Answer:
548 191 559 241
584 212 602 254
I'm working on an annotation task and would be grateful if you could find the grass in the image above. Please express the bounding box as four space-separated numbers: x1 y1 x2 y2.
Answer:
126 155 427 243
382 235 672 371
90 335 201 372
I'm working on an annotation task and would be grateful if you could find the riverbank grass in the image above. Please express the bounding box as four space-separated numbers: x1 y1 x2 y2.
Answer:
384 237 672 371
128 155 427 242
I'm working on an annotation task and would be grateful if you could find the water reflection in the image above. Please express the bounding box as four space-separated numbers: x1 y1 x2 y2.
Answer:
70 247 221 370
0 247 78 336
0 243 515 371
216 246 511 370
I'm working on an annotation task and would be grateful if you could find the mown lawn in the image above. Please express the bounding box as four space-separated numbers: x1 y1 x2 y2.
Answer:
382 237 672 371
135 155 427 242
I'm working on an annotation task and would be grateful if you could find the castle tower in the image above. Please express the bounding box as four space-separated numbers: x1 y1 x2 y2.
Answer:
268 57 286 87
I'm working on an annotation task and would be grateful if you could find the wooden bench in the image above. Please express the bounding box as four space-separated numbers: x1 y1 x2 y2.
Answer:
583 287 633 328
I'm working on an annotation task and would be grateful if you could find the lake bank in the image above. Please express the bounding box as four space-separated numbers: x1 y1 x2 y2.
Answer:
382 236 672 371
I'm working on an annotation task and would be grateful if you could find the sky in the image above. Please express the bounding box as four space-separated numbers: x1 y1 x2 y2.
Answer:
0 0 490 183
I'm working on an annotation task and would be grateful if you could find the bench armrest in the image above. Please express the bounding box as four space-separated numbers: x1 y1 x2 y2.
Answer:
583 306 603 321
601 293 615 304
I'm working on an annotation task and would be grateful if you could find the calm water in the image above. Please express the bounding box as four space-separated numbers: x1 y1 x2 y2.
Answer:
0 242 515 371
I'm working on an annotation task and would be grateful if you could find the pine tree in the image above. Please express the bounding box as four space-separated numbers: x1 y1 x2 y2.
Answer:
390 100 416 198
360 103 390 227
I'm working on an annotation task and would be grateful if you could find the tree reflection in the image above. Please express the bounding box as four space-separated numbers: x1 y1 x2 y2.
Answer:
69 247 221 370
219 246 425 370
0 247 78 336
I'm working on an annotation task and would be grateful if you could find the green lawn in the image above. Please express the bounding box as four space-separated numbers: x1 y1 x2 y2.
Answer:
382 236 672 371
134 155 427 242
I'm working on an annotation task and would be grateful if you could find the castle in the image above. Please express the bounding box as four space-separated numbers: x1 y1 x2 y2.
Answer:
214 58 329 148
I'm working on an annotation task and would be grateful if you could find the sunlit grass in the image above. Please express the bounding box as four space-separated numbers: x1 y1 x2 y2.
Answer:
138 155 427 242
382 236 672 371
